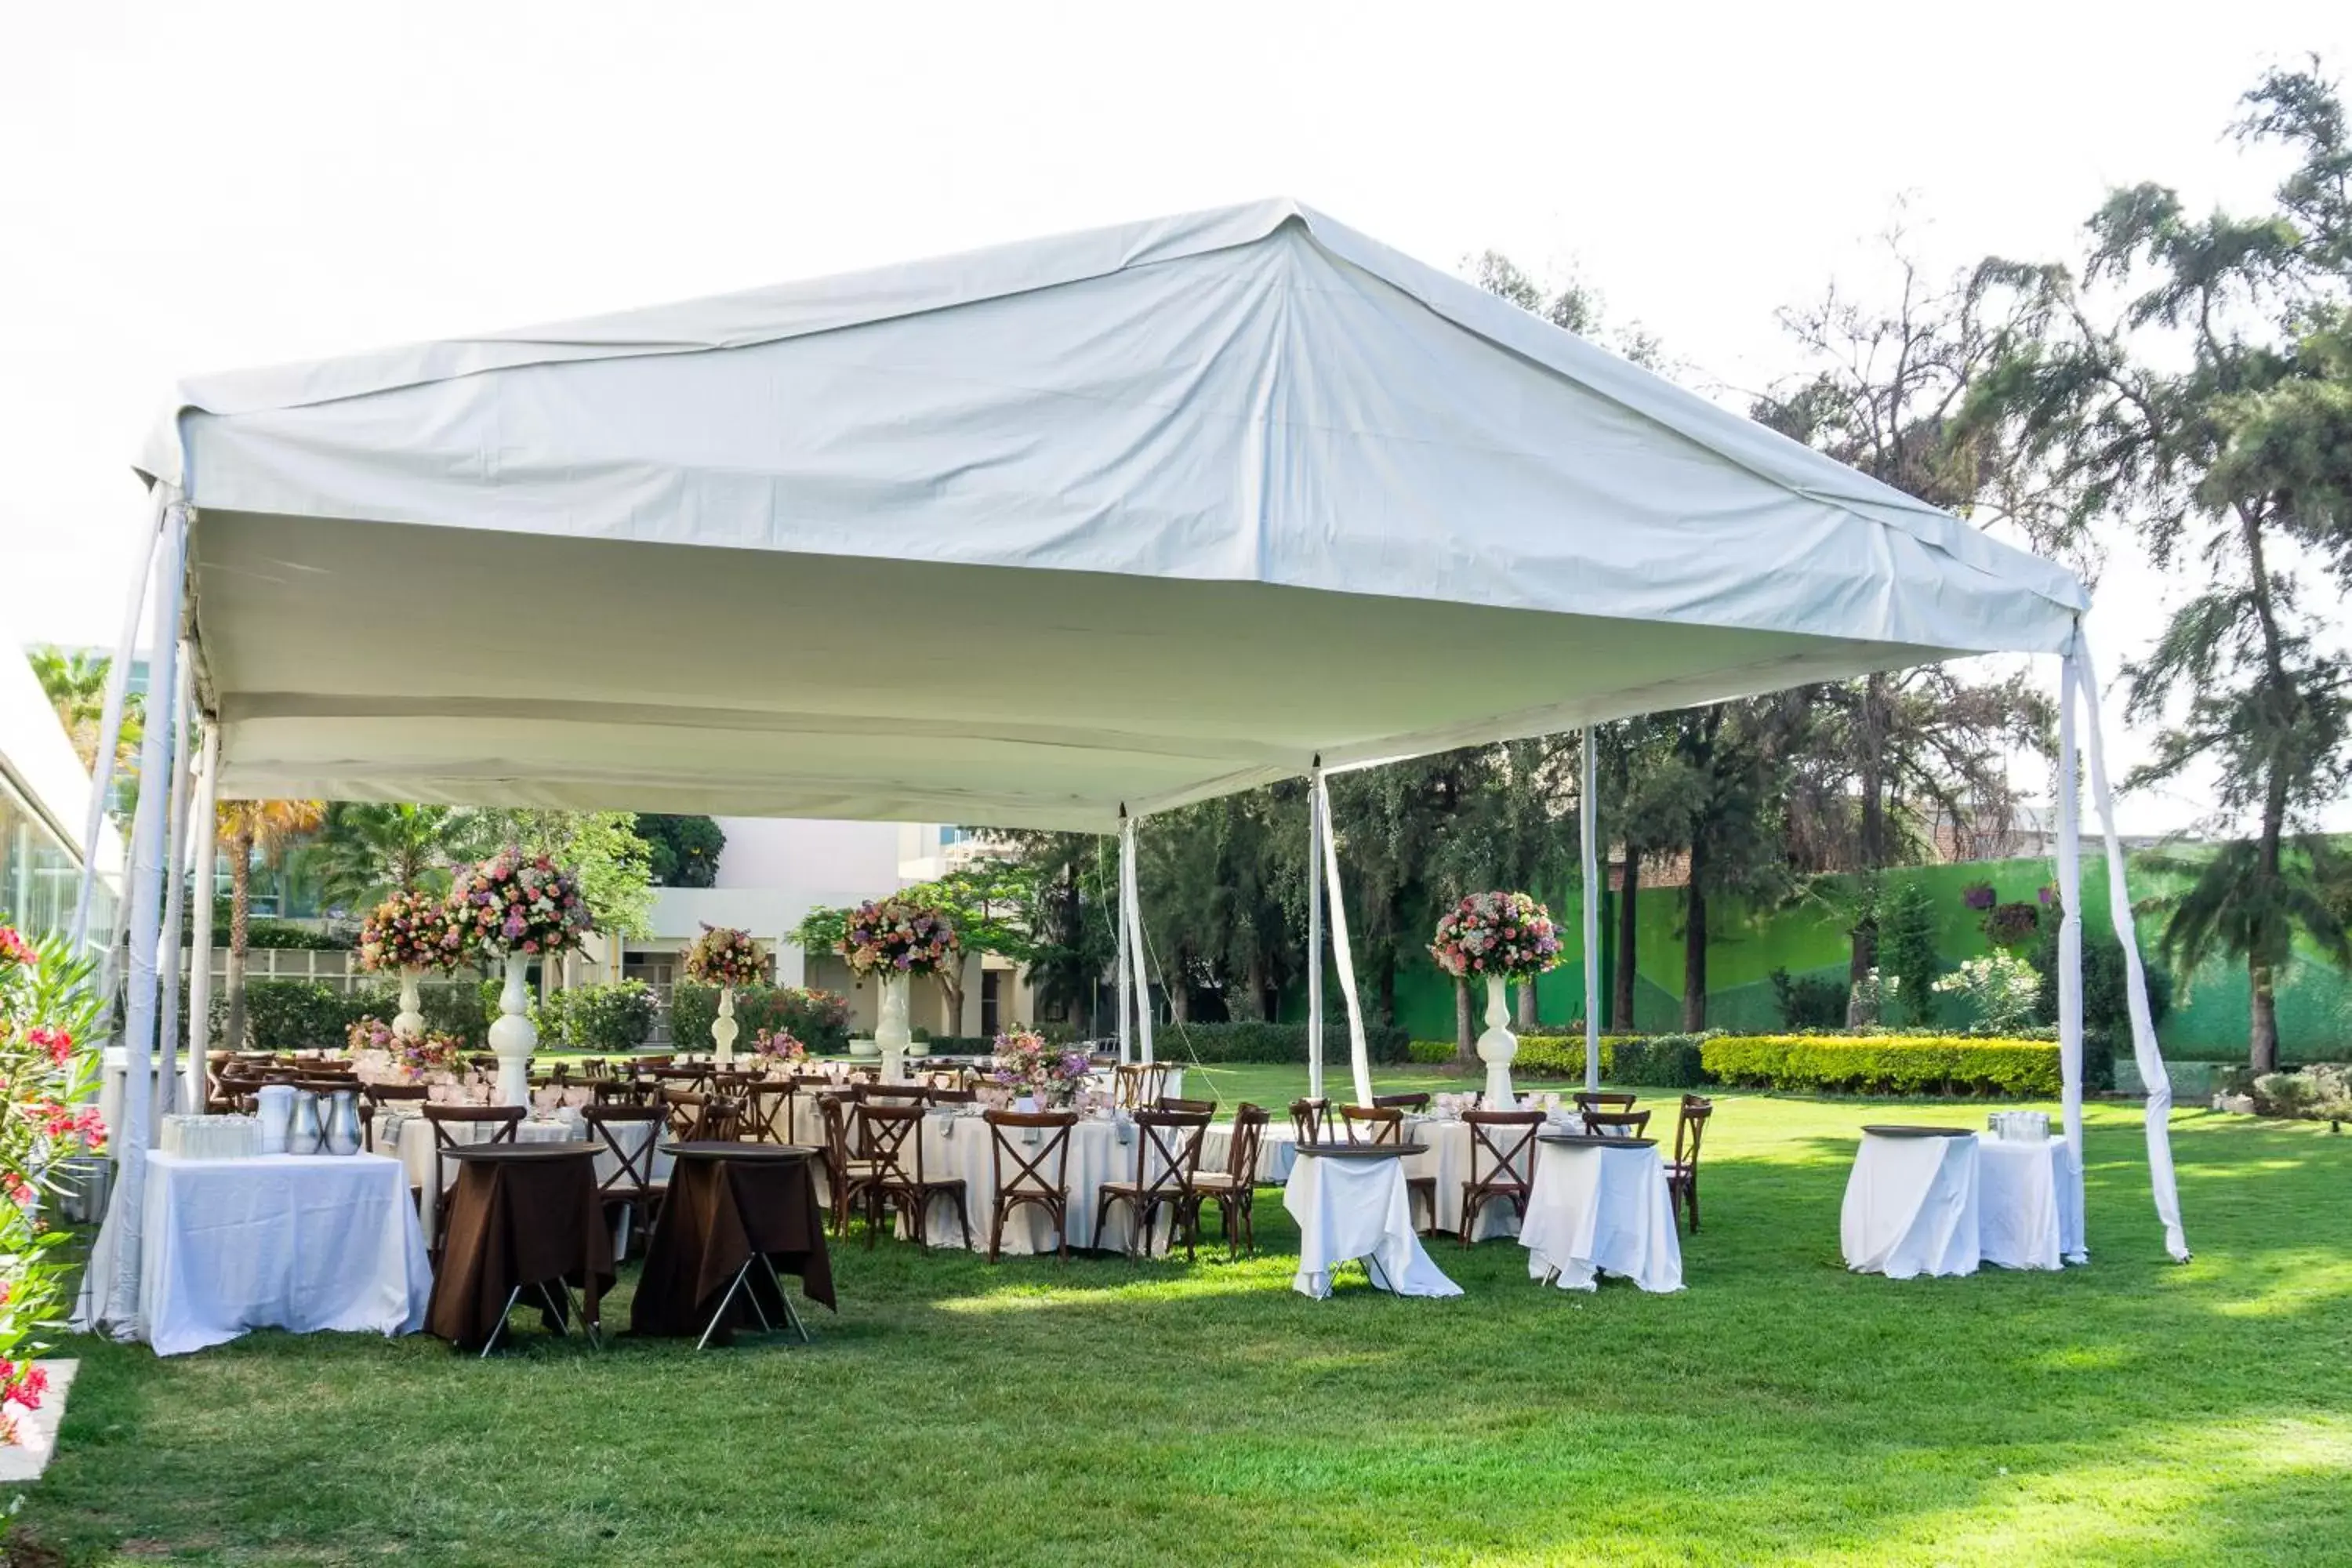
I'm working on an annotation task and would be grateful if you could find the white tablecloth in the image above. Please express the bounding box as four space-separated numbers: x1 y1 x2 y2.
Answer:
898 1114 1171 1255
1200 1122 1297 1185
136 1152 430 1356
1841 1131 1982 1279
1282 1151 1462 1299
374 1111 661 1246
1400 1120 1533 1242
1519 1139 1682 1293
1976 1135 2075 1272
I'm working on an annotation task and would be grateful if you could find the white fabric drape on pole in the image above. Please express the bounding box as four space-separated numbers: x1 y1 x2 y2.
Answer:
1115 817 1133 1066
1581 727 1602 1095
1306 764 1325 1104
2056 652 2089 1261
69 495 169 958
104 499 186 1330
1313 773 1375 1108
154 654 194 1126
2072 633 2190 1261
184 728 220 1110
1119 815 1153 1065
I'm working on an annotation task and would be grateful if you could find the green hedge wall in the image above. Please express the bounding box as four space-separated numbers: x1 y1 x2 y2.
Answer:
1155 1020 1414 1065
1408 1033 1708 1087
1701 1033 2060 1097
670 983 853 1056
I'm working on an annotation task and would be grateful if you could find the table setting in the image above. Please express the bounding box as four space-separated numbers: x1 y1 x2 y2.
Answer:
887 1098 1178 1254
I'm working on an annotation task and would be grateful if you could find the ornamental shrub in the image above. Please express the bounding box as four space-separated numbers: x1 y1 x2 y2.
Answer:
539 981 657 1053
1770 967 1849 1029
238 980 385 1051
1700 1033 2060 1097
670 983 854 1056
1138 1021 1414 1065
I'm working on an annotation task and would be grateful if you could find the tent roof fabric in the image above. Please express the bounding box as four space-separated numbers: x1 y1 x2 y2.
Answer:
150 199 2085 830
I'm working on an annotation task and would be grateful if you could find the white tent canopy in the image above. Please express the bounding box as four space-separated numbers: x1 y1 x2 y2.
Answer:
82 200 2184 1340
143 199 2085 827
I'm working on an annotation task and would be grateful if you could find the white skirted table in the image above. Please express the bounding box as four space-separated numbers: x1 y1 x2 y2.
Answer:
1840 1127 1983 1278
896 1112 1171 1255
1976 1134 2078 1271
1283 1145 1462 1299
1519 1135 1683 1293
127 1152 430 1356
1200 1121 1298 1185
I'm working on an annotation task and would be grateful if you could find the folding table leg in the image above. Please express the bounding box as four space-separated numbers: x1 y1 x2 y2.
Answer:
479 1286 525 1358
757 1254 811 1343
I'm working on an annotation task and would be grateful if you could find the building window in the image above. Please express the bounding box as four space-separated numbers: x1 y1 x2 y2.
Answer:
980 970 1001 1036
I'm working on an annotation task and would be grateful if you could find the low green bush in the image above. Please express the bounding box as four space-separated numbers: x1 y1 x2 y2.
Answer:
237 980 389 1051
540 981 657 1054
1701 1033 2060 1097
1154 1020 1414 1065
188 906 354 949
670 983 853 1056
1406 1031 1708 1087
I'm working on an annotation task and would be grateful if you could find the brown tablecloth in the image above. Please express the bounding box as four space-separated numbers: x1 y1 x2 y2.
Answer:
424 1145 615 1349
630 1143 836 1341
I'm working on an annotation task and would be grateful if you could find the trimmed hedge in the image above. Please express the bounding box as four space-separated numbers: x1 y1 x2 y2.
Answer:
539 981 657 1054
670 983 852 1056
1153 1021 1414 1065
1701 1033 2060 1097
1407 1033 1708 1088
238 980 388 1051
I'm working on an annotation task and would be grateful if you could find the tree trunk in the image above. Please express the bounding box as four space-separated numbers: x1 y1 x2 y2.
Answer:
939 970 965 1036
1612 855 1639 1030
2249 957 2280 1075
222 818 255 1051
1244 952 1270 1023
1454 977 1475 1068
1515 971 1538 1029
1681 841 1708 1033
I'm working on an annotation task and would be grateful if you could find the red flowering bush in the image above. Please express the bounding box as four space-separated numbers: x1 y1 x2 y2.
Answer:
0 924 103 1445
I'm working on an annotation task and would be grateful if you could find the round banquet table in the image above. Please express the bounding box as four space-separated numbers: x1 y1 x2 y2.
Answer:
894 1112 1175 1256
1200 1121 1298 1185
1976 1134 2076 1271
1840 1127 1982 1279
372 1109 662 1247
1283 1144 1463 1299
1519 1135 1683 1293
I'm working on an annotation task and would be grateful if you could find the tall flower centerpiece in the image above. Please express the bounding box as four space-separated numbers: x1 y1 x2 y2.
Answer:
449 849 596 1106
347 1015 463 1081
1430 891 1565 1108
750 1026 807 1074
682 924 765 1067
989 1027 1091 1108
837 896 960 1083
357 887 462 1044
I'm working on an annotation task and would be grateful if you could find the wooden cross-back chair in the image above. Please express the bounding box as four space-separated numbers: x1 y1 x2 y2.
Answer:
1093 1109 1209 1261
855 1102 971 1251
1189 1102 1268 1258
1668 1094 1712 1232
1371 1092 1430 1113
1288 1097 1329 1146
982 1110 1076 1261
1458 1109 1545 1246
1581 1107 1653 1139
358 1080 427 1152
1112 1062 1171 1110
420 1105 524 1256
816 1093 884 1237
1338 1105 1438 1234
664 1088 744 1142
1574 1091 1637 1115
1155 1096 1218 1117
740 1080 797 1145
582 1102 666 1254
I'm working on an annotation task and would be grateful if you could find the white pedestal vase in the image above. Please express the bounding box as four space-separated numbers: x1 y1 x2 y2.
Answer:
488 953 536 1108
712 985 739 1068
875 972 912 1085
391 967 426 1044
1477 974 1519 1109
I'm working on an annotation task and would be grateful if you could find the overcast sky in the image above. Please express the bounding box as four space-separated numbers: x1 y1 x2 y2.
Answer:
4 1 2347 833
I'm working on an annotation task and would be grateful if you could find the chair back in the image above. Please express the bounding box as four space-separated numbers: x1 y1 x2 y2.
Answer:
1155 1096 1218 1117
1288 1097 1329 1145
855 1102 928 1185
817 1093 860 1181
985 1110 1076 1202
1674 1094 1713 1169
742 1080 797 1144
421 1104 524 1196
634 1054 674 1069
1112 1062 1171 1109
1127 1109 1208 1197
582 1103 664 1198
1371 1092 1430 1113
1226 1102 1269 1182
854 1082 927 1106
925 1085 977 1105
666 1088 743 1142
1464 1109 1545 1189
1338 1105 1406 1145
1573 1091 1637 1114
1582 1107 1653 1138
649 1065 711 1095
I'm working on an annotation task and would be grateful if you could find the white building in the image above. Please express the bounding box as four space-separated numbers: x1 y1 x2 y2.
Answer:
610 817 1033 1041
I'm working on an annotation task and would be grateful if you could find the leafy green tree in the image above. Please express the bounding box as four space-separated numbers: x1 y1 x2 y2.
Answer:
635 815 725 887
445 809 655 942
1877 877 1943 1026
993 832 1120 1034
1967 61 2352 1070
793 858 1040 1030
217 799 326 1050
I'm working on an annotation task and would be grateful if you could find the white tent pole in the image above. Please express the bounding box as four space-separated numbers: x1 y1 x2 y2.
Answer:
2073 633 2190 1261
105 499 186 1330
1315 772 1375 1108
1119 814 1154 1065
71 493 169 960
184 727 220 1112
2056 644 2088 1262
1115 814 1133 1066
154 652 194 1127
1306 760 1325 1103
1581 727 1602 1094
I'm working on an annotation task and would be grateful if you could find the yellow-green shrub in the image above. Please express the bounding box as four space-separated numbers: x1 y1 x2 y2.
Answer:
1700 1034 2060 1097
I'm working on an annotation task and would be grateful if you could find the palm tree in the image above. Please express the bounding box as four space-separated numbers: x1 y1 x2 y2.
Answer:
308 803 456 913
217 800 327 1050
2137 838 2351 1073
27 645 143 777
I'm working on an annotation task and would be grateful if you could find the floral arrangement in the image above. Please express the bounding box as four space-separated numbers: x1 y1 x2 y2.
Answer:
988 1027 1091 1105
449 849 595 959
0 924 104 1445
357 887 463 973
1428 891 1564 980
750 1026 807 1065
347 1015 397 1054
682 924 765 989
837 896 960 980
347 1014 463 1077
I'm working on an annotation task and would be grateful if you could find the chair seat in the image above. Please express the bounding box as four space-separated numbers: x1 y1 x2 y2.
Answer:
1464 1179 1530 1199
1192 1172 1252 1193
1098 1180 1190 1197
883 1174 966 1195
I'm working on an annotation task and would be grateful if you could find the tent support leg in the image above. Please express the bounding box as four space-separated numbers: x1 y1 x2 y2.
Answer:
1115 811 1132 1067
2056 648 2087 1261
185 728 220 1111
1581 727 1602 1095
1315 772 1374 1108
1306 761 1324 1105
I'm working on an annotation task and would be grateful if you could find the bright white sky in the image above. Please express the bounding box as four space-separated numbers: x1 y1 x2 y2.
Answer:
4 0 2347 833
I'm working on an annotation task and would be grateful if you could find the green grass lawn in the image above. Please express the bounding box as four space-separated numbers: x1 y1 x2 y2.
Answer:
23 1067 2351 1566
